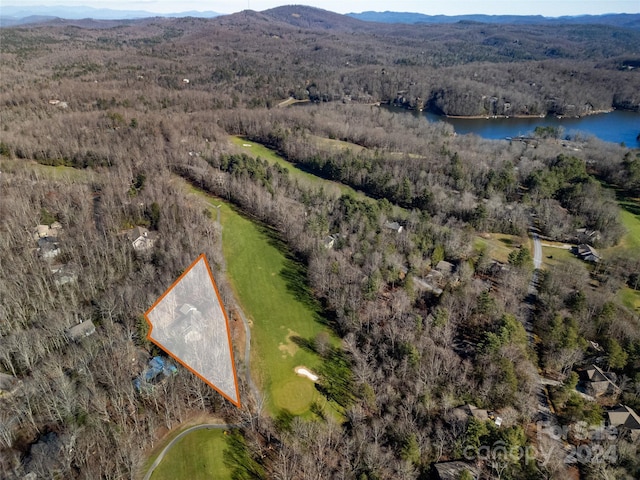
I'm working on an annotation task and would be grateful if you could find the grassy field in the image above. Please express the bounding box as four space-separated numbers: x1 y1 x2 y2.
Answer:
619 287 640 313
150 429 231 480
308 134 366 154
474 233 525 264
617 207 640 257
0 158 94 182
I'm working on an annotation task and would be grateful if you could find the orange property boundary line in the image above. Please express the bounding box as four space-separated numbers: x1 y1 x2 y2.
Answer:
143 253 242 408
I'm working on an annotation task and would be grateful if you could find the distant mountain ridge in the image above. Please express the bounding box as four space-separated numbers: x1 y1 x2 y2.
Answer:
2 5 640 30
348 11 640 29
0 5 220 27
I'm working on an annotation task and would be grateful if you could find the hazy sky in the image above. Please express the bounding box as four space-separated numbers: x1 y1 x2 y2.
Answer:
13 1 640 15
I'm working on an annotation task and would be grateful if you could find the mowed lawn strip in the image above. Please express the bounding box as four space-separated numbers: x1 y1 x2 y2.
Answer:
618 208 640 256
216 200 330 415
150 429 231 480
0 158 94 183
229 135 363 199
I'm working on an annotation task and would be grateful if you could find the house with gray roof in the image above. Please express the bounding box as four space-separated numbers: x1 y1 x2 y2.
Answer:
581 364 619 398
433 461 479 480
0 372 20 395
606 405 640 441
127 226 157 252
66 320 96 342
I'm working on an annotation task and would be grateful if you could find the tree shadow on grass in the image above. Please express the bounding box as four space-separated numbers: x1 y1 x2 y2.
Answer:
253 221 340 331
620 200 640 217
290 335 317 354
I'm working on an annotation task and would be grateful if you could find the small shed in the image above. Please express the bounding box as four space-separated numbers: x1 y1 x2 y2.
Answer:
67 320 96 341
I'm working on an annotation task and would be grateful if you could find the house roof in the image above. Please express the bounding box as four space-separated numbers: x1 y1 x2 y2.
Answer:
433 461 479 480
34 222 63 239
466 404 489 421
435 260 455 275
607 405 640 430
323 235 336 248
67 320 96 341
585 365 618 389
127 226 149 241
577 244 600 258
383 221 403 232
586 364 610 382
0 372 18 392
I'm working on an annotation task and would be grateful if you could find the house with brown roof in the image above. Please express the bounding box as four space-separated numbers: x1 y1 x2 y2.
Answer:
33 221 63 240
606 405 640 441
581 364 620 398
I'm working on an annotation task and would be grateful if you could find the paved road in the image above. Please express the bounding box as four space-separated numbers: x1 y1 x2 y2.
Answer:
532 232 543 270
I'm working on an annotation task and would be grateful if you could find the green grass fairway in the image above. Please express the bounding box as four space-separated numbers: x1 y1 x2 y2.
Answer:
216 200 333 415
601 200 640 260
619 208 640 256
229 135 363 199
308 134 366 154
229 135 406 220
150 429 231 480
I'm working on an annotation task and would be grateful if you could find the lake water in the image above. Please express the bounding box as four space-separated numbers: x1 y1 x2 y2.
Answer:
422 109 640 147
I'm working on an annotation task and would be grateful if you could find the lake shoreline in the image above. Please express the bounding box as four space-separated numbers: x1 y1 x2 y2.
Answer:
441 108 615 120
383 104 640 146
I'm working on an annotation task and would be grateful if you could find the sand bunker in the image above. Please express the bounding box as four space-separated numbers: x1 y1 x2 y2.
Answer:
294 366 319 382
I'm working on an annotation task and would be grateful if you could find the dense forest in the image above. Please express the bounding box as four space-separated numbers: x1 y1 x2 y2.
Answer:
1 6 639 480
